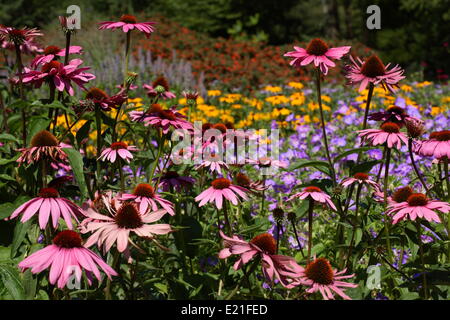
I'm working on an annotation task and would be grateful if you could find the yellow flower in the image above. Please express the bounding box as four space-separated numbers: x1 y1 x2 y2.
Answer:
219 94 241 104
265 95 289 106
431 106 441 116
264 85 282 93
321 95 331 103
416 81 432 88
400 85 413 92
232 104 242 109
207 90 222 97
287 81 304 89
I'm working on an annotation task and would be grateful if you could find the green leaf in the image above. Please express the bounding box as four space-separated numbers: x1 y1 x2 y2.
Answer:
0 174 16 182
22 269 37 300
0 202 16 220
350 160 382 176
0 133 21 144
76 120 92 146
27 118 52 145
63 148 89 200
0 264 25 300
334 146 377 162
0 154 20 166
11 220 32 259
288 160 331 176
38 100 76 116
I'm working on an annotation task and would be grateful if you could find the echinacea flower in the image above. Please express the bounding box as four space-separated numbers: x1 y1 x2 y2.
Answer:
99 142 137 163
414 130 450 159
374 186 414 205
155 170 195 192
21 59 95 95
18 230 117 288
31 45 83 68
288 186 337 211
358 122 408 149
234 172 268 192
368 105 423 128
99 14 156 38
284 38 350 75
219 231 303 288
8 188 82 229
386 193 450 224
82 202 171 253
17 130 69 165
294 257 357 300
345 55 405 92
341 172 380 191
0 26 42 45
85 87 127 111
119 183 175 216
182 90 199 103
247 157 288 170
143 76 176 99
195 178 249 209
195 153 229 175
129 104 193 134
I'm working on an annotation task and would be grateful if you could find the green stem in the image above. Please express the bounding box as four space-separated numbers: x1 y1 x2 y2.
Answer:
223 200 232 235
346 183 362 269
356 83 374 164
123 31 131 88
315 68 336 186
95 106 102 190
105 251 120 300
14 43 26 147
307 198 314 262
361 83 374 131
408 138 429 193
416 222 428 299
444 157 450 200
383 147 393 261
291 219 306 259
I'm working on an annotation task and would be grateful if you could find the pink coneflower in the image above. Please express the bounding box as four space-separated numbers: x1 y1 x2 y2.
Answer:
182 90 199 103
8 188 82 229
386 193 450 224
234 172 268 192
294 257 357 300
17 130 69 165
289 186 337 211
82 202 171 253
358 122 408 149
18 230 117 289
341 172 380 191
119 183 175 216
156 171 195 192
219 231 302 288
368 105 423 128
284 38 350 75
129 104 193 134
86 87 127 111
99 142 137 163
247 157 288 169
345 55 405 92
99 14 156 38
21 59 95 95
195 178 249 209
143 76 176 99
414 130 450 159
0 26 42 45
1 37 43 55
31 45 83 68
195 153 229 175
